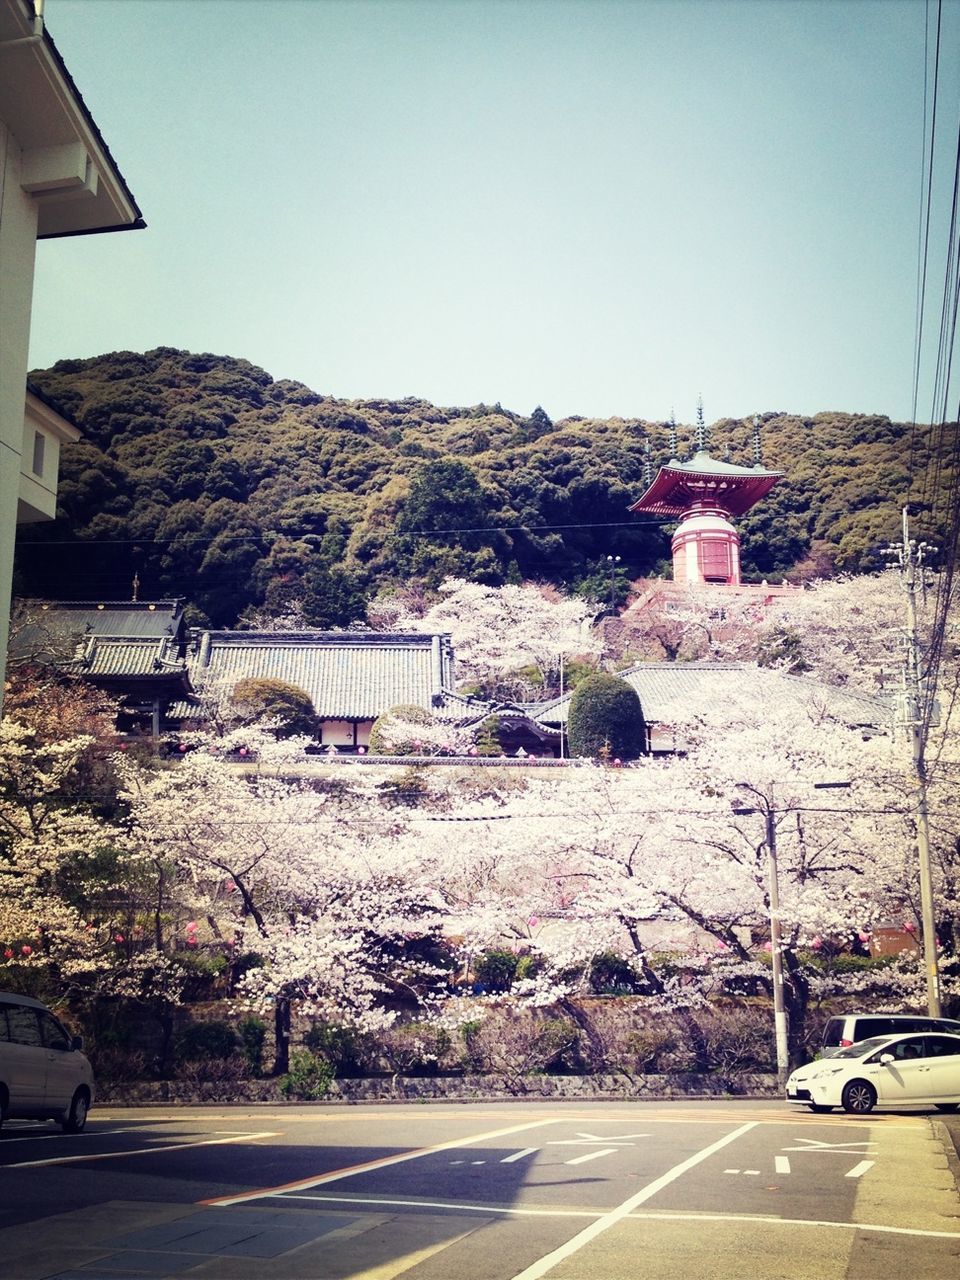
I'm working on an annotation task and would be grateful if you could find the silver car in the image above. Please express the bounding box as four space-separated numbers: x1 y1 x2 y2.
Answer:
787 1031 960 1115
0 991 95 1132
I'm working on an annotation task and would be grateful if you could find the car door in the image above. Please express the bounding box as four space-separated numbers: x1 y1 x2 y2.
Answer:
3 1003 46 1113
870 1035 932 1104
919 1035 960 1102
37 1010 77 1111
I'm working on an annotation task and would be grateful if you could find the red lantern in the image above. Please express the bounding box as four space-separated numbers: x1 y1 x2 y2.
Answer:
20 944 32 956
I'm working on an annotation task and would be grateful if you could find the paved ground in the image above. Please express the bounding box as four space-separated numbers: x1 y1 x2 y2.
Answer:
1 1100 959 1279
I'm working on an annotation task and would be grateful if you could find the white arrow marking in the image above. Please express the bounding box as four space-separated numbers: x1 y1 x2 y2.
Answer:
567 1147 619 1166
548 1133 648 1146
502 1147 538 1164
846 1160 875 1178
782 1138 876 1154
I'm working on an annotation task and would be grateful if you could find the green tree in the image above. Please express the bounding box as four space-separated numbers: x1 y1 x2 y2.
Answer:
566 673 646 760
231 678 317 737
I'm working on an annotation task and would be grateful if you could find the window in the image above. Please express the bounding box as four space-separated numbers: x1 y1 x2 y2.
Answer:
31 430 45 477
7 1004 42 1046
925 1036 960 1058
38 1011 70 1050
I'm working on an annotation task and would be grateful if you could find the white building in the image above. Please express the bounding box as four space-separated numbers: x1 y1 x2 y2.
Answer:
0 0 143 702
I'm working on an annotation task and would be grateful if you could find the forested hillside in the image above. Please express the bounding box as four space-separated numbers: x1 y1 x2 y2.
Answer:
16 348 953 627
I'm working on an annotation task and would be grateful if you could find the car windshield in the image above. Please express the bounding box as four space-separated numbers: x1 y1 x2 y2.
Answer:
830 1036 895 1060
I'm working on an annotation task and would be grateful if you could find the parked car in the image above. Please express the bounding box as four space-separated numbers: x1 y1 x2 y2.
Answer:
0 991 94 1133
787 1031 960 1114
820 1012 960 1056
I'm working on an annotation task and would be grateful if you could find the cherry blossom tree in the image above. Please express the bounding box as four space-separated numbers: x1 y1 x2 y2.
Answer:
369 577 600 698
115 740 453 1070
0 715 183 1010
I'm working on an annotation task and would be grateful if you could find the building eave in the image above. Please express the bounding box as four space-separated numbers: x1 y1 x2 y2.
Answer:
0 0 145 237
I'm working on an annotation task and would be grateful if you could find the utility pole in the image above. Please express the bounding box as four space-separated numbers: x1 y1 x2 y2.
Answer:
887 508 941 1016
733 783 787 1086
763 796 789 1086
734 780 851 1086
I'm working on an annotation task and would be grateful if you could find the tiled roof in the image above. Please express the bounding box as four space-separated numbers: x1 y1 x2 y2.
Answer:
531 663 890 728
76 636 185 679
13 600 184 650
190 631 454 720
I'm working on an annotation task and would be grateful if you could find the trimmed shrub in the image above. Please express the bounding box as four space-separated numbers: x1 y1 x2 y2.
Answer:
175 1020 239 1060
238 1016 267 1076
566 673 645 760
473 948 522 993
474 715 502 756
231 677 317 737
279 1050 335 1099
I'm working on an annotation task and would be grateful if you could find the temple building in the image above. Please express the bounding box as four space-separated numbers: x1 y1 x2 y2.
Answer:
629 409 784 586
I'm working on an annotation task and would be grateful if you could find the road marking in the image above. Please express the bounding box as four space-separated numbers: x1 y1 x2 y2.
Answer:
566 1148 618 1166
628 1212 960 1240
200 1117 556 1207
260 1194 960 1240
782 1138 876 1154
507 1121 758 1280
775 1156 791 1174
547 1132 648 1144
501 1147 538 1164
7 1131 280 1169
282 1193 602 1218
845 1159 875 1178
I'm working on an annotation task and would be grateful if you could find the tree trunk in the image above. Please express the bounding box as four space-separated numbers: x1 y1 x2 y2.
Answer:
272 997 291 1075
782 952 811 1069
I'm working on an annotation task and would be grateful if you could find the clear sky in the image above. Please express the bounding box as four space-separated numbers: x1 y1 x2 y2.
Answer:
26 0 960 425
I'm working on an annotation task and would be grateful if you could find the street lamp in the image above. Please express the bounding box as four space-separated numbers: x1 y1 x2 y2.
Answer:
606 555 621 609
732 780 850 1088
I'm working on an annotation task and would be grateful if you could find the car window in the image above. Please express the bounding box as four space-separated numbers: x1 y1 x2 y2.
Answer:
834 1036 894 1060
6 1005 42 1047
37 1011 70 1050
822 1018 844 1047
858 1017 898 1040
868 1036 927 1063
924 1036 960 1058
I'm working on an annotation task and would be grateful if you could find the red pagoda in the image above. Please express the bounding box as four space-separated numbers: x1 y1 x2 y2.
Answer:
629 410 784 586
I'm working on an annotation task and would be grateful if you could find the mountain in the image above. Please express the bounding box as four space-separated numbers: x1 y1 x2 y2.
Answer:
17 347 952 627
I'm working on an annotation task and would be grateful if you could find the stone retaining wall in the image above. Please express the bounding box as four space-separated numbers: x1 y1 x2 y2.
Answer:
99 1072 779 1106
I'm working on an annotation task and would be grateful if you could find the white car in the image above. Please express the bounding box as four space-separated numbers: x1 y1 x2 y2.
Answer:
786 1031 960 1115
0 991 95 1132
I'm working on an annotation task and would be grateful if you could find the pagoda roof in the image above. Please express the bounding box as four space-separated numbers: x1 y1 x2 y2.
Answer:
629 451 784 518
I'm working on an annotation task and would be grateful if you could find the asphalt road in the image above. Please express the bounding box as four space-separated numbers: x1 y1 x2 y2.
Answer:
1 1100 958 1280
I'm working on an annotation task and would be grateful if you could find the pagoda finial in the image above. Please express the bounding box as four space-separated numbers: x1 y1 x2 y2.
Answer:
642 438 652 488
696 396 707 452
752 414 763 466
669 411 677 458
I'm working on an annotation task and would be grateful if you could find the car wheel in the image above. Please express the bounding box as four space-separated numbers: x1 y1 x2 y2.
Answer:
808 1103 834 1113
61 1089 89 1133
935 1103 960 1113
841 1080 877 1115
